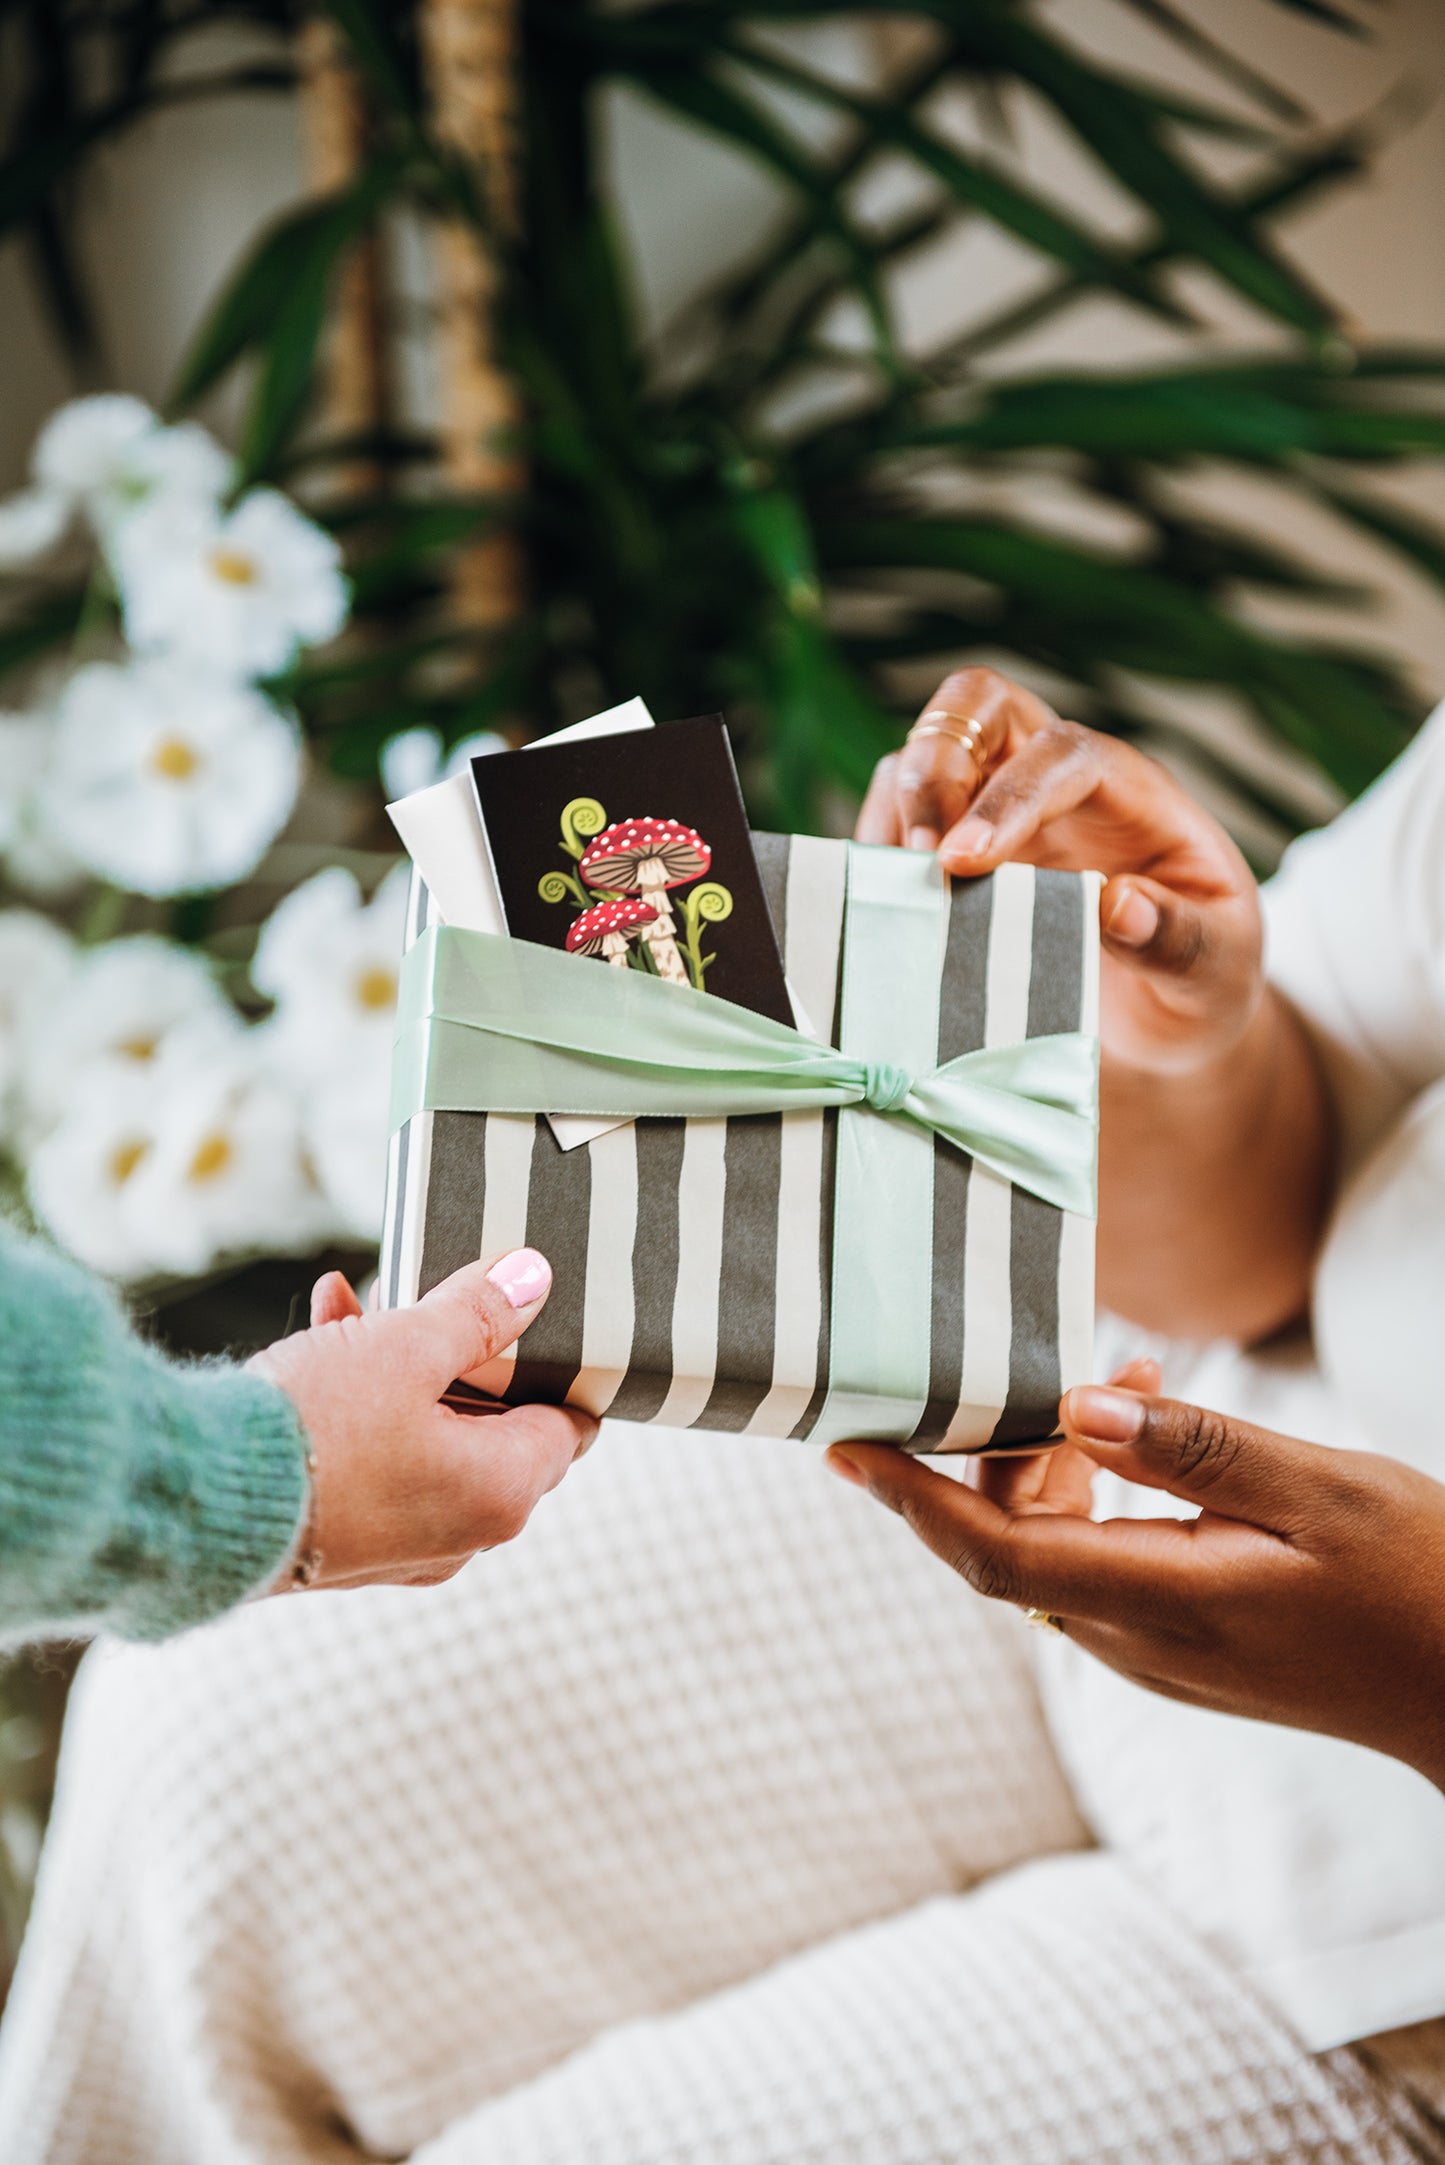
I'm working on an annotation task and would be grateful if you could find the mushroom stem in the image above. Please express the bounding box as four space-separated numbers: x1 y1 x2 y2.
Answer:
635 856 689 983
600 931 632 968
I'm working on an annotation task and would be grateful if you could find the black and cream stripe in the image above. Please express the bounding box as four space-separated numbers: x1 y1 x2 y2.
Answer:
379 838 1097 1452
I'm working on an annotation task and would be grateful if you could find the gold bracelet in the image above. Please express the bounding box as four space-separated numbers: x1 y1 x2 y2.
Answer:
288 1442 323 1589
1023 1607 1066 1636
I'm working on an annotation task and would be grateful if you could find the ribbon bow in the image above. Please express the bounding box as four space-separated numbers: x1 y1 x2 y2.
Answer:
391 921 1097 1220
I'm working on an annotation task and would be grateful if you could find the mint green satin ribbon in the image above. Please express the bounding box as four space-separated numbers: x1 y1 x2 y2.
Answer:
816 843 950 1442
390 918 1097 1219
391 845 1096 1443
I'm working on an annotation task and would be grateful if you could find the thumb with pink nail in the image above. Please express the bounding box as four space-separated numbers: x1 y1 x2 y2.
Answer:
249 1247 595 1593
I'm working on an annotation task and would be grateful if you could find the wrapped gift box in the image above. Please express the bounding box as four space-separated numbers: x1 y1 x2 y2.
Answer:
380 833 1099 1452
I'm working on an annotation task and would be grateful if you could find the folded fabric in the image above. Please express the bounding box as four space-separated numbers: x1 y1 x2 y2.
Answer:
380 834 1100 1451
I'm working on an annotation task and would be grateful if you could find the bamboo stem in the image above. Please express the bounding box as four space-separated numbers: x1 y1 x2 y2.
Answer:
297 13 390 495
420 0 527 634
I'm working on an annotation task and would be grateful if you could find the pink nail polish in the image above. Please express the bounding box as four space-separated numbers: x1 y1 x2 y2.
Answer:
486 1248 552 1309
1066 1386 1144 1443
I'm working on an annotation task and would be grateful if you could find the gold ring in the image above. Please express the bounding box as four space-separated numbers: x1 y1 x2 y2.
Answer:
1023 1608 1066 1636
908 709 989 767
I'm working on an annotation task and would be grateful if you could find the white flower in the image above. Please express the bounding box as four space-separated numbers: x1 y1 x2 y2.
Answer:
379 726 446 801
44 657 303 897
250 865 406 1241
0 487 71 569
33 395 156 496
0 399 233 572
27 1041 327 1282
26 1063 165 1279
252 864 408 1085
303 1057 392 1242
379 726 508 801
0 709 85 898
0 911 75 1144
19 933 238 1140
114 487 347 678
32 396 232 539
125 1054 330 1279
0 713 52 856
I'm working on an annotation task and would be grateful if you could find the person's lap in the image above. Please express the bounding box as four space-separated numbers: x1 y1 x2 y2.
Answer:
3 1400 1442 2163
410 1857 1439 2165
0 1423 1087 2161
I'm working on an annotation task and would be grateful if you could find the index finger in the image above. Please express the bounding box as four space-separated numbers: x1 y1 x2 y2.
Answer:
826 1442 1216 1626
443 1399 598 1547
893 669 1016 847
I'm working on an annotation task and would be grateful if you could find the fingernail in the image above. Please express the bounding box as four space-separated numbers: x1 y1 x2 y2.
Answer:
943 816 992 864
825 1445 867 1488
1103 884 1159 949
908 825 939 853
1065 1386 1144 1443
487 1247 552 1309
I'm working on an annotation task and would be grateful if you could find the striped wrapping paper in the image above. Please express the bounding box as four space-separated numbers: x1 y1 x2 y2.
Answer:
380 834 1098 1452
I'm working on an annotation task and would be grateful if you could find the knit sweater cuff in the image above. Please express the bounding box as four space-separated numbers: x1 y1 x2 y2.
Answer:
110 1361 311 1641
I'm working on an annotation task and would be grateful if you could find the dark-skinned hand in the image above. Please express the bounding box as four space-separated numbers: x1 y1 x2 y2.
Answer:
856 665 1262 1075
827 1363 1445 1793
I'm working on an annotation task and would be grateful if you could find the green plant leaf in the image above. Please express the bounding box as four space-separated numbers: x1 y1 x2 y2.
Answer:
1111 0 1309 121
709 0 1340 333
321 0 418 122
1312 480 1445 587
946 122 1375 364
890 364 1445 463
1259 0 1369 29
171 152 406 476
944 0 1341 336
620 58 903 372
726 40 1194 327
817 512 1409 792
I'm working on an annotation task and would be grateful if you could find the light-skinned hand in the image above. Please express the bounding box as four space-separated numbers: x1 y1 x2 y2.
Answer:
826 1367 1445 1792
248 1248 595 1592
856 665 1262 1076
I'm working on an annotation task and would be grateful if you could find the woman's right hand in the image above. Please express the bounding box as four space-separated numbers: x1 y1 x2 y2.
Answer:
249 1249 596 1592
856 666 1263 1077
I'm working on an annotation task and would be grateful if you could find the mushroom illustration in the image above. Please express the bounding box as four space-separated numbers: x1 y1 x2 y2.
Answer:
578 818 711 986
565 896 659 969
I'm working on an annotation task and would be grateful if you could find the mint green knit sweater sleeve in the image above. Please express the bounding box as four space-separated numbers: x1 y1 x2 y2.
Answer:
0 1224 309 1647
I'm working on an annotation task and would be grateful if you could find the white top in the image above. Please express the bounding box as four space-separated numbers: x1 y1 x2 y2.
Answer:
1038 700 1445 2057
1268 704 1445 1461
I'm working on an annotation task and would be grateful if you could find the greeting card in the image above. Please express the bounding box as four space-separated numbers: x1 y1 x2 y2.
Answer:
469 715 793 1028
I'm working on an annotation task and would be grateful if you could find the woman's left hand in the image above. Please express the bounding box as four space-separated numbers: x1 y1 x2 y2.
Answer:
826 1381 1445 1790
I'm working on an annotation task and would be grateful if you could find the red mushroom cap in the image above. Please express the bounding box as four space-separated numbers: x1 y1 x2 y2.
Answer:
579 817 711 893
565 896 658 955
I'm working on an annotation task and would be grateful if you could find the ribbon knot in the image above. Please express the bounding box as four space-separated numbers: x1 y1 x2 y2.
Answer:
860 1061 913 1114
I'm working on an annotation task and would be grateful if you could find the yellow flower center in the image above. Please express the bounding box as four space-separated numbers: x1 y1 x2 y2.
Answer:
109 1139 149 1185
116 1035 159 1061
188 1132 233 1183
209 547 258 586
151 736 199 782
354 965 397 1012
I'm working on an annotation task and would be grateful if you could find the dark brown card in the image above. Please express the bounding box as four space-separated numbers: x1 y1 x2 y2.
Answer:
470 715 792 1026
